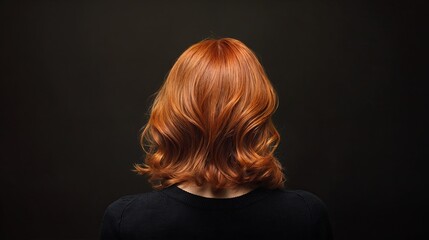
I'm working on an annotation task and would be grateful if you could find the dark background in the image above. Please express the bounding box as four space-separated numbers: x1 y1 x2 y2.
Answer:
1 0 427 239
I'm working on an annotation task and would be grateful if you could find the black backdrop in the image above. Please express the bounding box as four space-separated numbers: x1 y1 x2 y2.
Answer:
1 0 427 239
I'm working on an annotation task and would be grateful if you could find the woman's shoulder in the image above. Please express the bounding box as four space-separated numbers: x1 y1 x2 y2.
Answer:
101 191 157 230
275 188 329 213
104 190 159 213
274 188 332 238
280 189 328 207
105 193 140 211
265 188 331 225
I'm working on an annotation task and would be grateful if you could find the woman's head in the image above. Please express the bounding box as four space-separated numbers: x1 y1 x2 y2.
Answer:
133 38 285 190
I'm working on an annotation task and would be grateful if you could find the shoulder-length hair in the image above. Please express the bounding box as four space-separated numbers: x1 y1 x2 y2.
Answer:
133 38 285 190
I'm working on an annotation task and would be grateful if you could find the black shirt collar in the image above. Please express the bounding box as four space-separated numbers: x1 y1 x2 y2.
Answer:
160 184 272 210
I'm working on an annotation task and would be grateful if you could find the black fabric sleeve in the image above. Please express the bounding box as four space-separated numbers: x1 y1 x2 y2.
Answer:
99 195 137 240
295 190 333 240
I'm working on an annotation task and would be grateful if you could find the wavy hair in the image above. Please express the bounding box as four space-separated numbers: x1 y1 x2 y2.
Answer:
133 38 285 190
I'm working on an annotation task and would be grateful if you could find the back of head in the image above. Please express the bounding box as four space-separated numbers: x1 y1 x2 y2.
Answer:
134 38 285 190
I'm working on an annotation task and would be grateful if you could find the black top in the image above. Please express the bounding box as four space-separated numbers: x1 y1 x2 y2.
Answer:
100 185 333 240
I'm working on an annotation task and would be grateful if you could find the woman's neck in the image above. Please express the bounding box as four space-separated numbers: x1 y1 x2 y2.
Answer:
177 182 256 198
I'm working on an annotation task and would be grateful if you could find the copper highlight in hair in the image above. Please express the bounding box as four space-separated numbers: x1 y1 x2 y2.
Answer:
133 38 285 190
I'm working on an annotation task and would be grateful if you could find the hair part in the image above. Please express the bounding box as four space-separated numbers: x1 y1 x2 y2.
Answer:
133 38 285 190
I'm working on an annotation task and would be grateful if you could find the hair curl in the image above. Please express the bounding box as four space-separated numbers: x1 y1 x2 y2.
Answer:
133 38 285 190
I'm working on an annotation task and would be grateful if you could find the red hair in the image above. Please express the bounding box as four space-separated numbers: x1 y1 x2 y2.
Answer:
133 38 285 190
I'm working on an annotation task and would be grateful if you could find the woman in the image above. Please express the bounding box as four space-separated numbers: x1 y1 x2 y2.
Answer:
100 38 333 239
